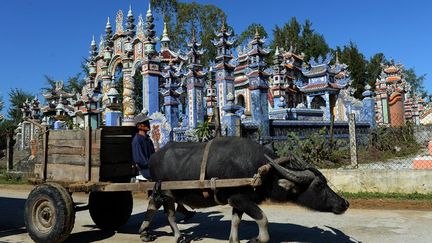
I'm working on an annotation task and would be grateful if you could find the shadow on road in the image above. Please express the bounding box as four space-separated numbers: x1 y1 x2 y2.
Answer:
0 197 26 238
69 210 359 243
65 230 115 243
0 196 358 243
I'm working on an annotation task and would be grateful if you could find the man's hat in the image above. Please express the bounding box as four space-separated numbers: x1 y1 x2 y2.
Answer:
134 112 152 125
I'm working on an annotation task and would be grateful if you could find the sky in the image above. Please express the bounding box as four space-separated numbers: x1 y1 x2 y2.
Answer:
1 0 432 117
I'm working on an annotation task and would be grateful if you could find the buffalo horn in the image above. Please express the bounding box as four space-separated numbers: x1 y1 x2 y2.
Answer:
269 160 315 184
273 157 291 164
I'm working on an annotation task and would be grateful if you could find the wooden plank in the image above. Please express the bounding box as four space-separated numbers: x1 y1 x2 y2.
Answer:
48 154 85 165
85 127 92 181
48 146 84 155
68 178 256 193
37 163 100 182
50 130 86 140
48 139 85 147
47 153 100 165
349 113 358 168
49 129 101 140
93 130 101 142
42 128 49 180
6 134 13 172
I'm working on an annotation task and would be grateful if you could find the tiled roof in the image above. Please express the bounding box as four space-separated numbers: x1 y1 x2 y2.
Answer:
302 65 327 77
386 76 401 83
299 82 344 92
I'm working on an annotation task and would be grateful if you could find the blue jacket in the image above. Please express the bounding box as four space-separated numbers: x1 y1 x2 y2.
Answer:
132 133 155 178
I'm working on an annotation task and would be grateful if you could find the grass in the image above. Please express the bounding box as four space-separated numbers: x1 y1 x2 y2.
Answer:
341 191 432 201
0 169 28 184
357 143 422 165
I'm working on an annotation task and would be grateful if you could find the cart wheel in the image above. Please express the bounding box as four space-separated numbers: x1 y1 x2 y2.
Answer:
89 191 133 230
24 183 75 243
47 183 75 235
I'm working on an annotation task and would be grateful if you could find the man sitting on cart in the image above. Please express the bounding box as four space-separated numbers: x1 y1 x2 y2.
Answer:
132 112 155 181
132 112 195 241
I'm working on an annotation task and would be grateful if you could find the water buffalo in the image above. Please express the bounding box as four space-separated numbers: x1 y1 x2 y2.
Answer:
139 137 349 243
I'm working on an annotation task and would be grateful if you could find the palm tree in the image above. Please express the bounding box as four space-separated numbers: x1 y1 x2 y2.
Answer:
195 121 213 142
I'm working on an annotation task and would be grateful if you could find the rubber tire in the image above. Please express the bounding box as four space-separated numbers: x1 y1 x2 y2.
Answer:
88 191 133 231
24 183 75 243
47 183 75 235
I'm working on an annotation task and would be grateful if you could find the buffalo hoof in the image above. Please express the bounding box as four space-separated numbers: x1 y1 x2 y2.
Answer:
140 232 156 242
176 235 188 243
247 238 267 243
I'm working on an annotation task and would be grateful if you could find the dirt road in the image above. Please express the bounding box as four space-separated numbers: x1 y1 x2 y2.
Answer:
1 185 432 243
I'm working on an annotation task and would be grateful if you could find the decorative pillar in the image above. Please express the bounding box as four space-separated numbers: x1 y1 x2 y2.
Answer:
105 81 122 126
246 28 270 136
306 96 313 109
361 84 376 127
389 91 405 127
205 67 217 122
121 6 136 126
212 22 235 120
121 59 136 125
14 125 22 151
222 93 241 136
101 17 114 109
161 61 183 134
53 100 67 130
141 4 160 116
271 46 286 110
186 31 206 128
324 92 331 121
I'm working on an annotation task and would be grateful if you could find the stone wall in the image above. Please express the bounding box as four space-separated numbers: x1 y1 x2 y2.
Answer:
322 169 432 194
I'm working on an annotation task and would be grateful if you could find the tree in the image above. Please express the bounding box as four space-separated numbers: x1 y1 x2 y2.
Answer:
150 0 177 23
367 53 386 89
0 119 16 152
133 72 143 115
7 88 33 125
336 42 368 99
42 74 85 95
41 75 57 94
66 73 86 94
151 0 228 65
237 23 268 47
285 17 301 50
404 68 427 97
271 18 329 62
0 95 4 121
271 17 301 53
299 20 330 62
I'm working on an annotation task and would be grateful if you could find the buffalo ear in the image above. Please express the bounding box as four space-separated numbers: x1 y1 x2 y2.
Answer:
277 179 296 191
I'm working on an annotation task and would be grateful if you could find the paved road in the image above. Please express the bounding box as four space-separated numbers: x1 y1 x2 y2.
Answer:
1 185 431 243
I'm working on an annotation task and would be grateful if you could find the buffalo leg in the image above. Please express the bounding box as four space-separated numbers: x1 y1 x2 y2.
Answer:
162 195 186 242
228 195 269 243
228 208 243 243
139 196 161 242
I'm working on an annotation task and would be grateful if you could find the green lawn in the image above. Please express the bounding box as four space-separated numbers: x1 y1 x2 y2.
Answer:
0 169 28 184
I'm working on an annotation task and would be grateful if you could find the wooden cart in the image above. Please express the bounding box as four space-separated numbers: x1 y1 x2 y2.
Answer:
24 124 259 243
